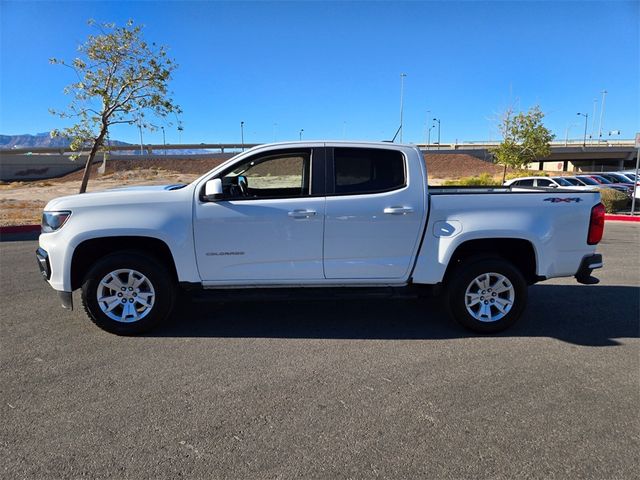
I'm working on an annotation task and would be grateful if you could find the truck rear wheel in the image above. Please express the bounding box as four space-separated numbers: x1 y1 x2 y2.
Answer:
81 251 176 335
446 257 527 333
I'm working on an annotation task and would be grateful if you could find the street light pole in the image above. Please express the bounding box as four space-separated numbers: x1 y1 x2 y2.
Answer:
564 123 577 146
597 90 607 143
590 98 597 145
161 126 166 155
137 120 144 156
424 110 431 149
240 121 245 151
577 112 588 147
399 73 407 143
427 124 435 150
432 118 441 150
299 129 304 141
631 138 640 216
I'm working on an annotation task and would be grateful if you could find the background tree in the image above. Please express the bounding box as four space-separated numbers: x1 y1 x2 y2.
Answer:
491 105 555 182
50 19 181 193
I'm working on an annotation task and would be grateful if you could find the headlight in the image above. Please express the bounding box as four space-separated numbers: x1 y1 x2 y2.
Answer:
41 211 71 233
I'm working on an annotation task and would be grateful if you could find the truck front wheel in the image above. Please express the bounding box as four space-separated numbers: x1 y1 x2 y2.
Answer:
446 257 527 333
81 252 176 335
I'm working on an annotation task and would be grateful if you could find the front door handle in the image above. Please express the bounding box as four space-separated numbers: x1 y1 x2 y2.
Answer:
383 206 414 215
288 209 317 219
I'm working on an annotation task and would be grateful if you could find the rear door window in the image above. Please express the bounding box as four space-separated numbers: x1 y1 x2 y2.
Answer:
332 148 405 195
517 179 535 186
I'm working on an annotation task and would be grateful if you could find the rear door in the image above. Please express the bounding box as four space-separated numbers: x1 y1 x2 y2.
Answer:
323 146 426 279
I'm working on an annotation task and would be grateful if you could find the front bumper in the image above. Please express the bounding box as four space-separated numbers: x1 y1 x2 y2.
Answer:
36 248 51 280
575 253 603 285
36 247 73 310
58 291 73 310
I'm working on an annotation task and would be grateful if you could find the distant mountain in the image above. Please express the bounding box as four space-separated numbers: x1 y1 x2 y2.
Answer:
0 132 214 155
0 132 131 150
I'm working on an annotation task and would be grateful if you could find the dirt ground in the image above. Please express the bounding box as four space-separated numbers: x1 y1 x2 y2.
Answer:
0 154 514 226
0 158 231 226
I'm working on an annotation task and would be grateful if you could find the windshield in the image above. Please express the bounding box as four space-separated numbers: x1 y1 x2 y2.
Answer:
606 174 630 183
552 177 573 186
576 176 600 186
563 177 582 186
592 175 612 184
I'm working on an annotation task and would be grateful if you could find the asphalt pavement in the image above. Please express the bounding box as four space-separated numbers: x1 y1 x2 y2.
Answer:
1 223 638 479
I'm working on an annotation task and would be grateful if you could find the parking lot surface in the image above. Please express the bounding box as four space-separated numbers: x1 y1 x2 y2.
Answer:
1 223 638 479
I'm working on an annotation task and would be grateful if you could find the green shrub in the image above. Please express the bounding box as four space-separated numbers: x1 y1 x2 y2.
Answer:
443 173 501 186
598 188 628 213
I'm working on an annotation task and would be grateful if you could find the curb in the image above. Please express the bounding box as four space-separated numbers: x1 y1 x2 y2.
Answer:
0 224 40 234
604 214 640 222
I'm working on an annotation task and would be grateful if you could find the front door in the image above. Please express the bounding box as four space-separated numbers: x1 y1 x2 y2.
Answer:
194 148 326 283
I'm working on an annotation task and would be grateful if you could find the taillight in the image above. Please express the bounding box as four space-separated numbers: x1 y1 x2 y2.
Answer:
587 203 605 245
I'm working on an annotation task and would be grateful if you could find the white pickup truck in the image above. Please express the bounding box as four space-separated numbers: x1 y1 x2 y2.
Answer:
37 141 605 335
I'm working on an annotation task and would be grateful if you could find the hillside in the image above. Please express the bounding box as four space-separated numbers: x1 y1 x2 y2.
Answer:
0 132 209 155
424 153 510 179
0 132 133 150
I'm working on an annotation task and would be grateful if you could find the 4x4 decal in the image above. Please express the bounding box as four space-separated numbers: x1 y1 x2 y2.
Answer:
544 197 583 203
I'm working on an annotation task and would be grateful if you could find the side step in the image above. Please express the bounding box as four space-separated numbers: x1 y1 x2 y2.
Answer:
185 286 431 303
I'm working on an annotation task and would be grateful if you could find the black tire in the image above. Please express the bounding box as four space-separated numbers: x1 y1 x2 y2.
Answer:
445 257 527 333
81 251 176 335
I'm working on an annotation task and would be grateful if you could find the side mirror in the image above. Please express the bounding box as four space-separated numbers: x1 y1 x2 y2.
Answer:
550 184 558 188
204 178 223 201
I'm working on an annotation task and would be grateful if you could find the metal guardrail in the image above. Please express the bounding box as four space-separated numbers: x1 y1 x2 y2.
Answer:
0 143 260 155
1 140 634 155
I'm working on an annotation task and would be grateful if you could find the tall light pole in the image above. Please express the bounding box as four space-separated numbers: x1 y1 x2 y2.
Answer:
299 129 304 141
597 89 607 143
160 126 166 155
240 121 245 151
577 112 589 147
177 125 183 144
631 135 640 216
432 118 441 150
136 119 144 156
564 123 577 146
424 110 431 149
399 73 407 142
590 98 597 144
427 124 435 150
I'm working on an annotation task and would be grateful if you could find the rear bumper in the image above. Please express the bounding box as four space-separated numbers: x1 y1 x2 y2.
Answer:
575 254 603 285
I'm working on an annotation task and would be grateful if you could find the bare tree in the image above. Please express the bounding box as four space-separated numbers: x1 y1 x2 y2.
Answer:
50 19 181 193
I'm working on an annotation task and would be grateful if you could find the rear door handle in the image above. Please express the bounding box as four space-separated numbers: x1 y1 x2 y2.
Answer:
383 206 414 215
288 209 317 219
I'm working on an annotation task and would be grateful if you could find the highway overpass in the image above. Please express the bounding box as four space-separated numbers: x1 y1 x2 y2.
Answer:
1 140 637 181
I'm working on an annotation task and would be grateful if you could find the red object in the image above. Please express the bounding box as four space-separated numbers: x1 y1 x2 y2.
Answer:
0 224 40 234
605 214 640 222
588 203 606 245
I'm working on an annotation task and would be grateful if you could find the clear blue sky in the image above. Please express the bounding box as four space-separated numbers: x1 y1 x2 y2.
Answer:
1 0 638 145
